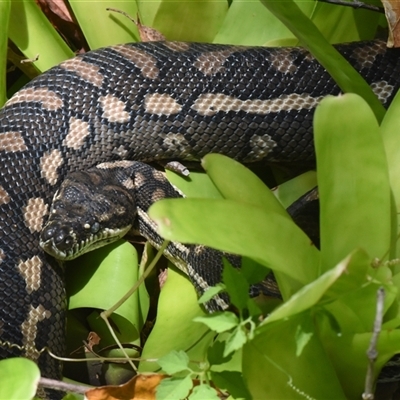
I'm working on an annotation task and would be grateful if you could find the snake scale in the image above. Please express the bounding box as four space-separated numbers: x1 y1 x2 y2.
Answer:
1 39 400 394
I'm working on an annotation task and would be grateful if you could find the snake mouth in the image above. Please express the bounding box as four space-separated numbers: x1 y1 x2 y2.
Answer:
40 225 132 260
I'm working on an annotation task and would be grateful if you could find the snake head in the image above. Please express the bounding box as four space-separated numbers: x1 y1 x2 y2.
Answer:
40 169 136 260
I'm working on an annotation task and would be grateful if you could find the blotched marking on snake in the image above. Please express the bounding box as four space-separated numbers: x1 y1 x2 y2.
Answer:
0 186 10 205
23 198 48 233
191 93 324 116
60 58 104 87
18 256 43 293
63 118 91 150
0 131 27 152
144 93 183 115
100 94 130 123
40 150 64 185
113 44 159 79
6 88 63 110
21 305 52 361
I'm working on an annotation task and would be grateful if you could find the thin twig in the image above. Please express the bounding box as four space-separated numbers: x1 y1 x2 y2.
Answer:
363 287 385 400
39 377 89 395
318 0 384 13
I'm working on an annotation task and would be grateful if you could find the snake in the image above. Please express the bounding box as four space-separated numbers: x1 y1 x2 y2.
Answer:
1 39 400 395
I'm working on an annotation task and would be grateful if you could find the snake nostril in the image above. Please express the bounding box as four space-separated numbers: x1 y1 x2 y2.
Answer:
54 228 74 251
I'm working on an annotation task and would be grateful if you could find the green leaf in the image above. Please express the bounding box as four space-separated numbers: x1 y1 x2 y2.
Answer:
241 257 271 286
69 1 138 49
9 0 74 72
202 153 288 217
263 249 370 325
243 313 346 399
157 350 190 375
0 358 40 400
295 322 313 357
189 385 220 400
317 313 400 399
194 312 239 333
139 266 213 373
314 94 391 271
207 340 233 366
0 0 10 107
381 89 400 258
224 326 247 357
198 284 225 304
152 0 228 42
166 170 222 200
273 171 317 209
156 375 193 400
149 198 319 297
210 370 252 400
66 239 146 345
222 259 249 312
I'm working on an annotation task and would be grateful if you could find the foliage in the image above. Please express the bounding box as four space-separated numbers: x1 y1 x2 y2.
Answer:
1 0 398 399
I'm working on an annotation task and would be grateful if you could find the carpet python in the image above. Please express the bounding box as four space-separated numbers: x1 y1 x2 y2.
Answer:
0 40 400 393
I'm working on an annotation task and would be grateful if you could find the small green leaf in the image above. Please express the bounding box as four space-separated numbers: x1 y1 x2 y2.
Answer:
157 350 190 375
156 375 193 400
194 312 239 333
222 259 249 312
210 370 252 400
198 284 225 304
189 384 220 400
224 326 247 357
241 257 271 285
207 340 233 366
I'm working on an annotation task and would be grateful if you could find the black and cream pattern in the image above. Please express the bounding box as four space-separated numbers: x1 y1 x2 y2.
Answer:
0 40 400 387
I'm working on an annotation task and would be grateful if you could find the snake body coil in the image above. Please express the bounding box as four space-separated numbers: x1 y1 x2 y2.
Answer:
0 40 400 386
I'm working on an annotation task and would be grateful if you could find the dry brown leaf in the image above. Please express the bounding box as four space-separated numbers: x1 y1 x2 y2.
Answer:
85 374 167 400
382 0 400 47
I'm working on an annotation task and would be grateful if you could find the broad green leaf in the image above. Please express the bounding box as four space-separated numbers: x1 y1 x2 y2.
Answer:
66 239 146 344
194 312 239 333
157 350 190 375
273 171 317 209
323 282 397 335
314 94 391 272
260 0 385 122
139 265 213 373
149 198 319 296
0 0 10 107
166 170 222 200
381 89 400 258
243 313 346 399
152 0 228 42
9 0 74 72
317 313 400 399
202 153 288 217
263 249 370 325
69 1 138 49
156 375 193 400
0 358 40 400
